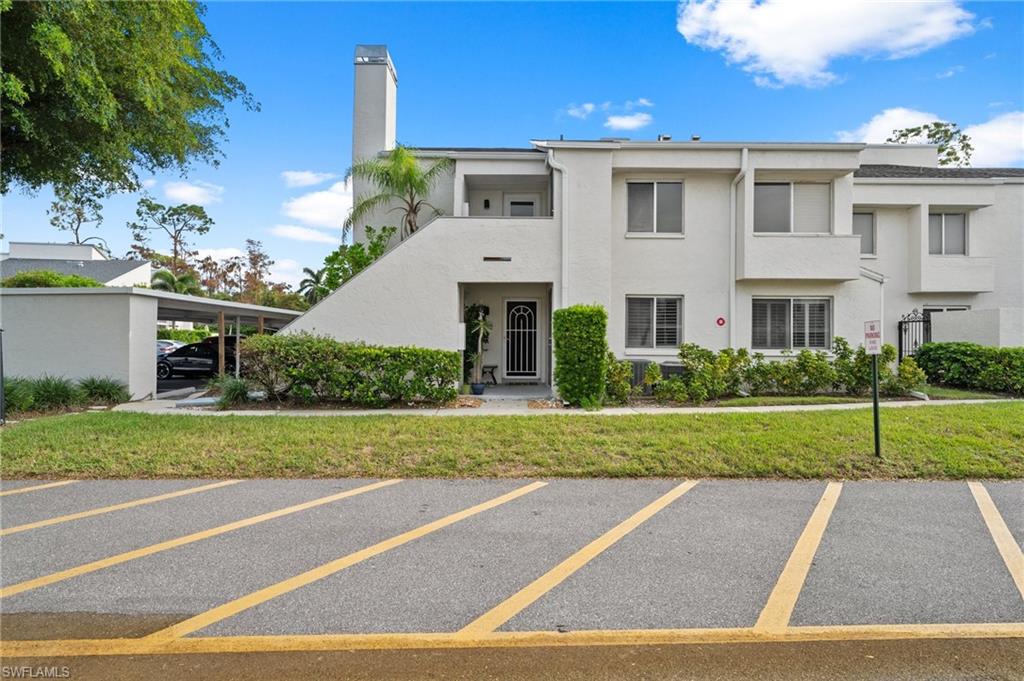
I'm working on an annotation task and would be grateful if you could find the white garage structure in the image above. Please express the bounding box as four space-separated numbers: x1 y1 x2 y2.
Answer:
0 288 302 400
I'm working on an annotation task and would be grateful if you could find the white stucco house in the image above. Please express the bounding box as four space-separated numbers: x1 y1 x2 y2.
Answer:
287 45 1024 387
0 241 151 287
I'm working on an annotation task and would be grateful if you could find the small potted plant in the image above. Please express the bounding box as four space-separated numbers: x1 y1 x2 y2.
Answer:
468 312 492 395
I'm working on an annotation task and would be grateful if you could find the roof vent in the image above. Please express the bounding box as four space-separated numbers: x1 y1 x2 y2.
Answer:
691 134 701 142
657 134 672 142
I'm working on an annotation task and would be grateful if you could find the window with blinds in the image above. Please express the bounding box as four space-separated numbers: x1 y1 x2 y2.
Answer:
626 296 683 348
627 182 683 233
793 183 831 233
755 182 832 233
753 298 831 349
929 213 967 255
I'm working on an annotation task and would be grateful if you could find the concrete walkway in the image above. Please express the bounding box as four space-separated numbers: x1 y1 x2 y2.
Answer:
112 397 1015 418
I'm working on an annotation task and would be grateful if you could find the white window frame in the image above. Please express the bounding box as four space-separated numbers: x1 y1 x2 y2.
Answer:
852 212 877 257
754 182 833 235
928 212 969 256
625 180 685 236
625 295 684 353
751 296 833 351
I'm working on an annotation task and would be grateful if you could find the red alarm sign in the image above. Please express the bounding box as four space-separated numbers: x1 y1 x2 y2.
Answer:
716 317 726 327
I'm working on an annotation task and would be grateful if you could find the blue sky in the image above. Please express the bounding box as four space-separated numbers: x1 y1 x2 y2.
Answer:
3 0 1022 287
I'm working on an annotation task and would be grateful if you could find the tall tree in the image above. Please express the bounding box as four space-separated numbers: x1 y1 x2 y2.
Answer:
241 239 274 302
1 0 256 194
887 122 973 167
128 197 212 275
151 269 200 295
197 255 224 295
345 146 453 239
298 267 329 305
47 179 107 250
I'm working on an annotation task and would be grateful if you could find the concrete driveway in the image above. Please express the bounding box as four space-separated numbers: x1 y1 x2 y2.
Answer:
1 478 1021 679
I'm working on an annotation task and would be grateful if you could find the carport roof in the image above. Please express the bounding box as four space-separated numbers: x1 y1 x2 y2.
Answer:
0 287 303 328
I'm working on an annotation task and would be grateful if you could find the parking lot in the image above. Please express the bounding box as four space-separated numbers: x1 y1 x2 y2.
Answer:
1 477 1021 669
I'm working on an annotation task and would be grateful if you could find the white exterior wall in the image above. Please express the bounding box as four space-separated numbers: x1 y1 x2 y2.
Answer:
105 263 152 287
931 308 1024 347
4 242 107 260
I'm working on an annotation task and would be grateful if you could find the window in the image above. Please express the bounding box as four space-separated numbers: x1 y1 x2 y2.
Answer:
508 201 535 217
922 305 969 321
852 213 875 255
752 298 831 350
626 296 682 348
928 213 967 255
754 182 831 233
627 182 683 233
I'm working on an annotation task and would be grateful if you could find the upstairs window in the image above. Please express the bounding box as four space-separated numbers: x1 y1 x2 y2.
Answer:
852 213 876 255
929 213 967 255
754 182 831 233
626 296 682 348
752 298 831 350
627 182 683 233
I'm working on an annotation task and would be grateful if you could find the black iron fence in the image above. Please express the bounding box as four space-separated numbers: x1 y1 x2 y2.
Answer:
897 310 931 362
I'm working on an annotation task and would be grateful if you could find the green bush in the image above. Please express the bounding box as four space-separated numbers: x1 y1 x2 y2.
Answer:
652 376 689 403
216 377 251 409
915 342 1024 395
78 377 130 404
552 305 608 406
604 352 633 405
239 333 461 407
882 357 928 396
28 376 85 410
1 270 103 288
643 362 662 389
832 337 897 395
3 378 35 413
157 327 211 343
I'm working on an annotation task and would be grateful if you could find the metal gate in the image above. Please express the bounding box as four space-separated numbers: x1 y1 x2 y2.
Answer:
505 301 537 379
897 309 931 362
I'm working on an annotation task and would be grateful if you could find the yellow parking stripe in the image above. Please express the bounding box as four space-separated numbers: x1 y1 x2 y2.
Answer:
0 480 77 497
143 481 548 641
0 479 402 599
458 480 699 636
0 480 241 537
969 481 1024 601
4 622 1022 659
755 481 842 632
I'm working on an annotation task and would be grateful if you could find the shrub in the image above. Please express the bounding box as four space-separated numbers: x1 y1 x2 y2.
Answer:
239 333 460 407
915 342 1024 395
604 352 633 405
216 377 251 409
157 327 211 343
1 270 103 288
552 305 608 407
882 357 928 397
789 349 837 395
78 377 130 404
3 378 35 413
27 376 85 410
833 338 897 396
643 362 662 389
653 376 689 403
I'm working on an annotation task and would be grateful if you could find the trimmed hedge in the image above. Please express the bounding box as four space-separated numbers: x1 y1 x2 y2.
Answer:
553 305 609 407
1 270 103 288
239 333 460 407
915 342 1024 395
158 327 211 343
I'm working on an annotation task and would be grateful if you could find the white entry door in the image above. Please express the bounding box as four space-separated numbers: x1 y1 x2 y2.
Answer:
504 300 538 379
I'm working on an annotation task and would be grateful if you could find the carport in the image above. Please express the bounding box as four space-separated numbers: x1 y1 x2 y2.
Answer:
0 287 302 399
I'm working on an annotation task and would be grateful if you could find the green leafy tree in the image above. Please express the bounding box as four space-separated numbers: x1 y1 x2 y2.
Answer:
151 269 201 295
321 226 396 291
887 122 973 167
298 267 329 305
1 0 256 194
47 179 107 251
345 146 453 239
128 197 212 275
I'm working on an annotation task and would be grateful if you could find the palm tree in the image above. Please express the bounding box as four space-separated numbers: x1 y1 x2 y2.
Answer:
151 269 201 295
297 267 329 304
345 146 454 239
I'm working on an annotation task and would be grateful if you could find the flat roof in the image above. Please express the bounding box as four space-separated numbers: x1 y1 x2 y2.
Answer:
0 258 145 282
0 287 303 328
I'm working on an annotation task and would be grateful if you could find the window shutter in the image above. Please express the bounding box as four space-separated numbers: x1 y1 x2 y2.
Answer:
793 183 830 233
793 301 807 347
626 298 653 347
627 184 654 232
807 300 829 348
752 300 769 348
769 300 790 349
655 297 682 347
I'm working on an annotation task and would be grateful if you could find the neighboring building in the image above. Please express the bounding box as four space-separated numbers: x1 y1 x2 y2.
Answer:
0 241 151 287
286 45 1024 387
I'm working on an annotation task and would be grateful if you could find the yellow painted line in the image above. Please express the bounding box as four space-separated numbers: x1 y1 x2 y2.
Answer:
459 480 699 636
0 480 241 537
755 481 842 632
143 481 548 642
969 481 1024 601
3 622 1023 658
0 479 402 599
0 480 77 497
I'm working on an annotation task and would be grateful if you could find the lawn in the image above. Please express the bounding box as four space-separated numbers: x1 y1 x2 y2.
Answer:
1 403 1021 479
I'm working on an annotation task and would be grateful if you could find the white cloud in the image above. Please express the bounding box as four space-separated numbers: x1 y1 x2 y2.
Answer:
935 65 965 79
837 108 1024 167
281 179 353 229
566 103 596 119
164 180 225 205
964 112 1024 166
625 98 654 109
141 178 157 189
268 224 339 244
604 112 653 131
270 258 305 289
280 170 339 188
677 0 976 87
836 107 939 143
195 247 244 262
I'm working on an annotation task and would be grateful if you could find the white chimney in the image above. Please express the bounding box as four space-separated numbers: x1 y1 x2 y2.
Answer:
352 45 397 165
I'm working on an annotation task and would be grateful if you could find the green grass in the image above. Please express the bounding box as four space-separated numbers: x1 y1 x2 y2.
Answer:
920 385 1003 400
2 403 1022 479
714 395 865 407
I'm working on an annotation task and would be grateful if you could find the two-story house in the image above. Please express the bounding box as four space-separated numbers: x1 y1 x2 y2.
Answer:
288 45 1024 388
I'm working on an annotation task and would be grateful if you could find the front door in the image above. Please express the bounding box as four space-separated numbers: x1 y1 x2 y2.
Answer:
504 300 538 380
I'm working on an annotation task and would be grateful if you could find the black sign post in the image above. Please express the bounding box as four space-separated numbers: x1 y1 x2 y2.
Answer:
865 320 882 458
